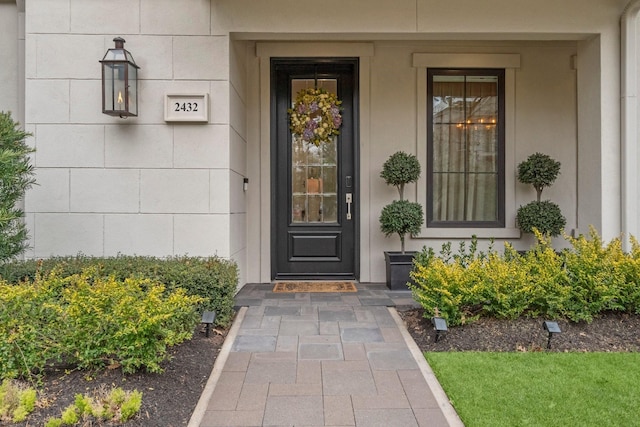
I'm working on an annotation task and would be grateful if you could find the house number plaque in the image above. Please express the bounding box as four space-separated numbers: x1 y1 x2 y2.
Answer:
164 94 209 122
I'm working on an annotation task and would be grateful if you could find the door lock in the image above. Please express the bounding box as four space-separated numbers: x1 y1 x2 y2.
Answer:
346 193 352 220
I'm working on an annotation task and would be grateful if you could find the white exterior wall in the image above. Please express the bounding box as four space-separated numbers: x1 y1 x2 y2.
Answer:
228 39 249 286
0 1 19 117
14 0 635 285
23 0 239 266
577 36 604 237
371 42 579 269
248 41 581 282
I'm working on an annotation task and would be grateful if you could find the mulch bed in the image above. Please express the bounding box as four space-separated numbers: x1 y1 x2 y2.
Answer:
13 324 228 427
398 307 640 352
12 307 640 426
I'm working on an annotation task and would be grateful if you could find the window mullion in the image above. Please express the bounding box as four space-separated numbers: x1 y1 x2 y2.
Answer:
463 75 470 222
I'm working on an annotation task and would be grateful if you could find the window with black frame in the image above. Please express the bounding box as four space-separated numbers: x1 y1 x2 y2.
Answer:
427 69 505 228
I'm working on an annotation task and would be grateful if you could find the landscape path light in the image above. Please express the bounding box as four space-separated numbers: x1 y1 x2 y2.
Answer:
431 316 448 343
543 320 561 349
201 311 217 338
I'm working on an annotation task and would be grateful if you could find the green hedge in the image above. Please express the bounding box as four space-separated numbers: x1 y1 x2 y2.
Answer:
410 228 640 326
0 255 237 327
0 269 204 379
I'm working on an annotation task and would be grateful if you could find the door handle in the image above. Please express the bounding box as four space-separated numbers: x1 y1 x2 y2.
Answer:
346 193 352 220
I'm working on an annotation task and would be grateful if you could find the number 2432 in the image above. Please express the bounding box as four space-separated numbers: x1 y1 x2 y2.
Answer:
174 102 198 112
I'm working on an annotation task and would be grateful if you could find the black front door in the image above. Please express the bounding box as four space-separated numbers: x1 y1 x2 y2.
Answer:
271 59 358 280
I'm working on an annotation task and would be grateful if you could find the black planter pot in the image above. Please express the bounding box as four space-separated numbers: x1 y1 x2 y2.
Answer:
384 251 417 291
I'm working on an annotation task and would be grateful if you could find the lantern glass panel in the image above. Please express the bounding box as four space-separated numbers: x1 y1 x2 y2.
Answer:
103 49 126 62
114 64 127 112
102 63 115 112
102 62 127 114
128 63 138 116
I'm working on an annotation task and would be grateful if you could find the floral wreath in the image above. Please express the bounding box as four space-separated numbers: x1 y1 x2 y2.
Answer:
288 88 343 146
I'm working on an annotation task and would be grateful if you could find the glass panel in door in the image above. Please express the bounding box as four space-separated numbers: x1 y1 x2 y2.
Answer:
290 78 338 224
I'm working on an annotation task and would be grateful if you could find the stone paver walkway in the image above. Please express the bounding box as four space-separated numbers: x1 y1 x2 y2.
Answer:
189 283 463 427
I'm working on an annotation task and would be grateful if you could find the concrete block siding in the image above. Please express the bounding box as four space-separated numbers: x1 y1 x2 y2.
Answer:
22 0 245 273
34 125 104 168
29 213 233 259
104 214 174 257
33 214 104 257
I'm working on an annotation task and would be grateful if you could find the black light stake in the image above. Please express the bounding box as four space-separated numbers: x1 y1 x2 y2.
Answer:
543 320 561 349
432 316 448 343
100 37 140 118
201 311 217 338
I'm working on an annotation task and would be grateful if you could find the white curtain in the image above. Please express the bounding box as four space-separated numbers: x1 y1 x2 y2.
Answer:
432 78 498 222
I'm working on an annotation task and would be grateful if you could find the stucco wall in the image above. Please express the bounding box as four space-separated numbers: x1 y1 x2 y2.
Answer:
215 0 623 37
372 42 578 250
229 39 249 286
247 40 582 282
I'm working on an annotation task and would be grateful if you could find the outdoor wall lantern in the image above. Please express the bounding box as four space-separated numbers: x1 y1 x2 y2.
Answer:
543 320 561 349
100 37 139 118
431 316 448 343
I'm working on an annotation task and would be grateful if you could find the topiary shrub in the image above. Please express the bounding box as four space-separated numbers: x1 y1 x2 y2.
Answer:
379 200 424 253
380 151 421 200
517 152 561 202
379 151 424 253
516 152 566 236
516 200 566 237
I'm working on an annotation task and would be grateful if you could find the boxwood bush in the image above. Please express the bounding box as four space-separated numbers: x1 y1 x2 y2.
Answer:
0 255 237 327
410 228 640 325
0 269 204 380
0 256 237 381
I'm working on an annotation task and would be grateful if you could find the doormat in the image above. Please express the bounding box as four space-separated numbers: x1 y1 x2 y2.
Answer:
273 281 358 293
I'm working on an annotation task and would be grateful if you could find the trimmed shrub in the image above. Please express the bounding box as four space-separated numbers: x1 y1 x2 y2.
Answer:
58 270 203 373
0 277 64 380
410 228 640 326
379 200 424 253
516 200 566 237
617 236 640 313
516 152 566 236
517 152 561 201
561 229 634 321
379 151 424 253
0 255 237 327
0 268 204 379
380 151 421 199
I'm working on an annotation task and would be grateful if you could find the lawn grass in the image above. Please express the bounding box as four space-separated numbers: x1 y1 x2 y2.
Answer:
425 352 640 427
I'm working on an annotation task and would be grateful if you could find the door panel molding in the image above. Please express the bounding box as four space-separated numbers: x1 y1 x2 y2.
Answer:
289 231 342 260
